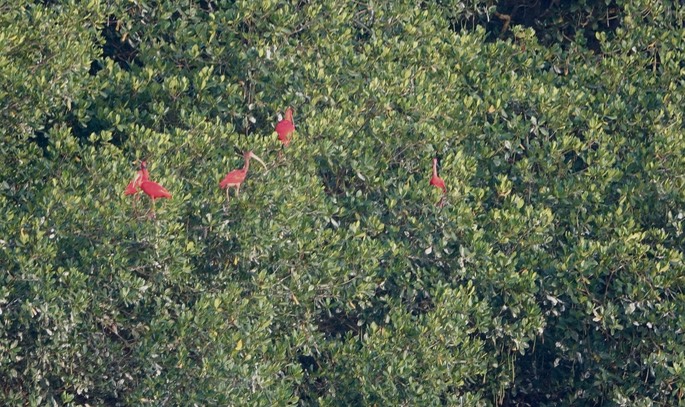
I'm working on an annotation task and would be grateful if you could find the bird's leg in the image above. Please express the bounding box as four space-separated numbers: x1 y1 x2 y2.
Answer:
149 197 156 219
222 188 230 214
236 184 240 198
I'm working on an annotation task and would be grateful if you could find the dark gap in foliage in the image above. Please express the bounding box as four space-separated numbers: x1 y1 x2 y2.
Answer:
295 374 330 406
644 47 661 74
198 0 218 13
353 23 373 45
582 29 603 55
101 15 141 71
316 157 370 200
316 156 345 197
495 0 562 33
237 20 252 38
297 353 319 373
435 0 480 36
161 30 178 48
31 129 50 157
31 114 111 158
504 342 580 405
186 80 197 100
295 352 333 403
67 111 124 147
441 0 621 53
295 0 311 12
34 106 121 151
89 59 104 76
507 99 534 118
233 115 257 138
248 108 272 138
351 2 375 48
570 117 588 143
513 324 646 404
193 231 243 288
640 199 683 248
407 289 435 316
73 392 121 407
563 150 587 173
316 306 360 340
503 0 621 52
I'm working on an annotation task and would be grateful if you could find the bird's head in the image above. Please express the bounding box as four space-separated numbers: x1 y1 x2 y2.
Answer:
246 151 268 171
285 107 294 123
140 160 147 170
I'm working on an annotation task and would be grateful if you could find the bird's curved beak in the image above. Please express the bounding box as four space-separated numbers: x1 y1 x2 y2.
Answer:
250 152 268 171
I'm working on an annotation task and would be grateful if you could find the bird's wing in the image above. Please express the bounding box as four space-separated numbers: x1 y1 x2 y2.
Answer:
141 181 172 198
275 120 295 135
220 170 246 188
157 184 172 198
124 180 138 195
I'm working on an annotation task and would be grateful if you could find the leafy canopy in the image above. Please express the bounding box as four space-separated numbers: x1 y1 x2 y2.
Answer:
1 0 684 405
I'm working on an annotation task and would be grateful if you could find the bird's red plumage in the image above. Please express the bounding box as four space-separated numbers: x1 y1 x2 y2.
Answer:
141 180 172 199
275 120 295 146
124 180 138 195
140 168 150 182
124 168 149 196
219 169 247 188
430 157 446 193
430 175 446 192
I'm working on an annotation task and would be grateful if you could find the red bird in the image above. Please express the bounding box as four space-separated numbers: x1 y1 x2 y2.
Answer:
124 161 151 213
219 151 267 202
138 162 171 217
124 161 150 196
275 107 295 147
430 157 446 207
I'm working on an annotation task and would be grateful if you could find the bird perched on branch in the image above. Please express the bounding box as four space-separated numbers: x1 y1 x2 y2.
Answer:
275 107 295 147
219 150 267 203
124 161 149 196
126 161 171 218
430 157 446 207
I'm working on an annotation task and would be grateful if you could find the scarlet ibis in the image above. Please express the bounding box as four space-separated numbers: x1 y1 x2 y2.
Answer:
124 161 150 196
219 151 267 202
137 161 171 217
275 107 295 147
124 161 151 214
430 157 446 207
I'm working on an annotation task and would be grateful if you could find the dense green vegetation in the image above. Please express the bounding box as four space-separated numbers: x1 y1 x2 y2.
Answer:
1 0 684 405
